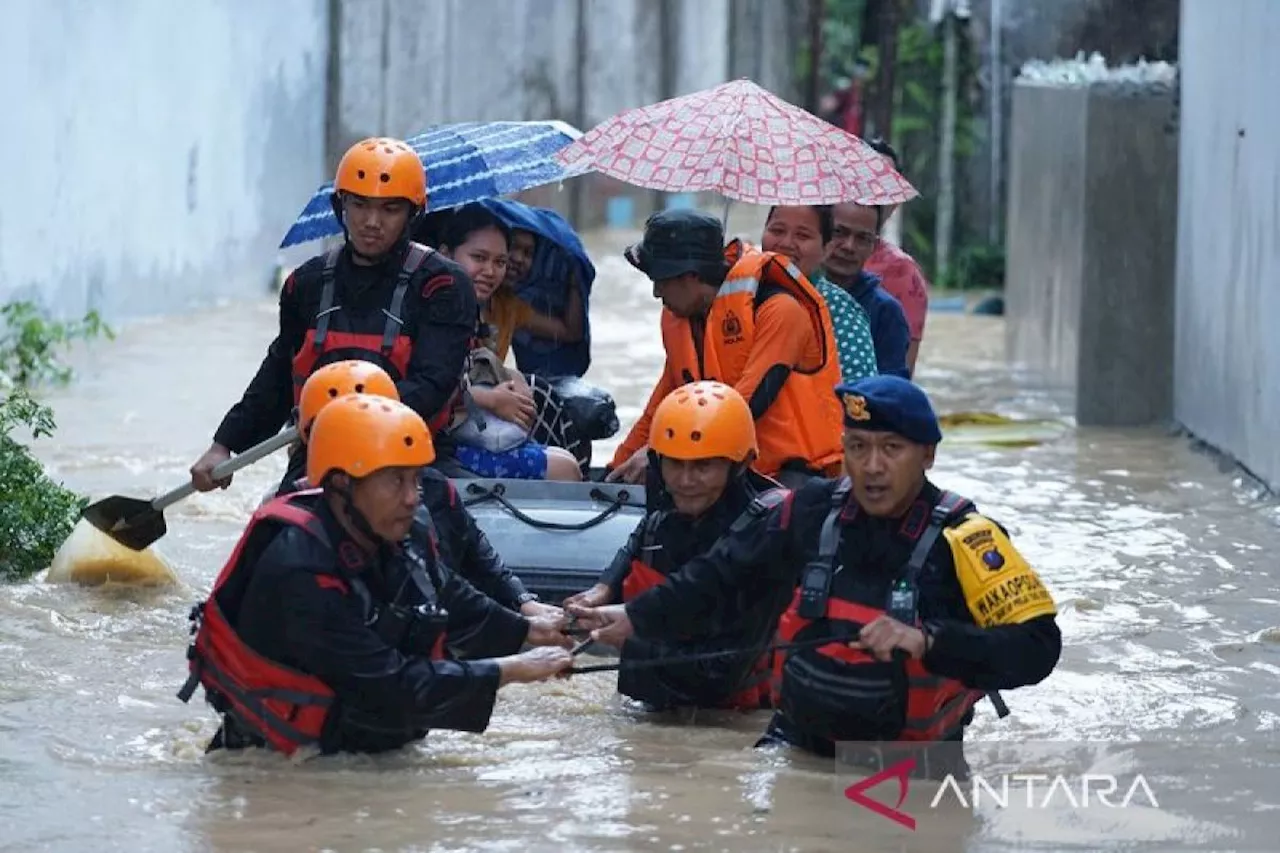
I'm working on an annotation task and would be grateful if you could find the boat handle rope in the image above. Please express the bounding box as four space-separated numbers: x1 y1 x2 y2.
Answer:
462 482 642 532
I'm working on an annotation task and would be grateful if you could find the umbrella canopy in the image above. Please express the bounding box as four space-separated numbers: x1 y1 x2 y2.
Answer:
478 199 597 377
555 78 917 206
279 120 587 249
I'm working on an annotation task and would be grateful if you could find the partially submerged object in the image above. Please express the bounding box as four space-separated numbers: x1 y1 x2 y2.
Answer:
48 428 297 588
940 412 1069 448
46 518 178 587
46 477 643 595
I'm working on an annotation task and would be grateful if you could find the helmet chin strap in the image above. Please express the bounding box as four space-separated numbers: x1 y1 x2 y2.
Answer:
337 478 386 547
330 192 421 265
647 450 749 510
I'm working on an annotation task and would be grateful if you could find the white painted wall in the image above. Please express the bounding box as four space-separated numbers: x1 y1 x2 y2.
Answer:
0 0 328 321
1 0 795 322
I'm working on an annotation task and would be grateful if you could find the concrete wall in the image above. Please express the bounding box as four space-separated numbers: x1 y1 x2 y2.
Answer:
1174 0 1280 489
3 0 798 324
1077 88 1177 425
332 0 580 149
329 0 797 227
1005 79 1178 425
961 0 1179 246
729 0 804 101
1004 85 1088 393
0 0 329 321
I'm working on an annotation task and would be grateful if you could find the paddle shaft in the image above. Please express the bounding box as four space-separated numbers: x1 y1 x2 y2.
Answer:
153 427 299 512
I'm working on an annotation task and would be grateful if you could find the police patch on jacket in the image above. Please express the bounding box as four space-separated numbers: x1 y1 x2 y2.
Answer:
943 515 1057 627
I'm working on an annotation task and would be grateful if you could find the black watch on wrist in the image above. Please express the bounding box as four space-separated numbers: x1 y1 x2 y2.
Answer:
516 592 540 605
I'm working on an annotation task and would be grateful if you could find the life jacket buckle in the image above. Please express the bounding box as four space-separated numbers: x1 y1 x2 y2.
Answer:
187 602 204 635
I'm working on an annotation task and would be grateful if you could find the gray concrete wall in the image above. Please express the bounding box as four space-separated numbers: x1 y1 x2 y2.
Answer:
728 0 805 102
3 0 798 324
1174 0 1280 489
1004 85 1088 392
337 0 580 139
1078 89 1177 426
329 0 797 227
962 0 1179 246
1005 80 1178 425
0 0 329 321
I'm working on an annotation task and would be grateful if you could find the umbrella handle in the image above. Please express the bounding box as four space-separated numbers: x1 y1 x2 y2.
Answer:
152 426 300 512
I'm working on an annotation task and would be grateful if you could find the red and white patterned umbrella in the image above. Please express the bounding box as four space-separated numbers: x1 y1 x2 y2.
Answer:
555 78 918 206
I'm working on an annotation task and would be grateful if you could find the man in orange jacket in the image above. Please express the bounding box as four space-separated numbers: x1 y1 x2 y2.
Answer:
606 210 844 489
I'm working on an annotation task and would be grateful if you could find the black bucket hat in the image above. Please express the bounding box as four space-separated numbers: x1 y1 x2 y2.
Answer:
624 209 726 282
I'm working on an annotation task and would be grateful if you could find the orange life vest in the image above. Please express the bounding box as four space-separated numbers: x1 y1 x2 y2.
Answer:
658 240 843 477
620 510 774 711
177 491 448 756
289 242 454 433
770 482 986 742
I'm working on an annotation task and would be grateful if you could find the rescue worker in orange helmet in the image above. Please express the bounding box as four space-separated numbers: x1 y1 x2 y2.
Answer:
278 360 560 619
563 382 784 711
573 376 1061 777
189 137 477 496
179 393 573 756
605 209 844 490
293 358 400 442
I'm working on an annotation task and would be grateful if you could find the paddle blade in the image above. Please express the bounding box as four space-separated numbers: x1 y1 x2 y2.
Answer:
80 495 167 552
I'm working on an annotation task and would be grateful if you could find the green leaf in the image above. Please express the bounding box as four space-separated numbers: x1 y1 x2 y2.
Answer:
892 115 932 136
904 81 933 112
0 302 109 581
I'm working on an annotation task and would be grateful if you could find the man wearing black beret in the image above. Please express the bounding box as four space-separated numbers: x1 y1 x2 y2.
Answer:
573 375 1061 771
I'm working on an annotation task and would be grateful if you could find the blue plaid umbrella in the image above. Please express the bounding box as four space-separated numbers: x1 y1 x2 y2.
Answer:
278 120 588 249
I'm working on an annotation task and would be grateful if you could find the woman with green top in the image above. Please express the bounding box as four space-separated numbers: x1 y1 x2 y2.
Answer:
761 205 879 382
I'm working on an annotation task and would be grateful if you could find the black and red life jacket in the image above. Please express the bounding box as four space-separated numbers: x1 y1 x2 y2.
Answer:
770 480 986 742
289 242 456 433
619 511 667 604
620 506 777 712
177 491 449 756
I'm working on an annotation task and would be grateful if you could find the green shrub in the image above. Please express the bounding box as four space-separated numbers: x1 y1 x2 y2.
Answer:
1 300 113 387
939 243 1006 291
0 301 113 581
0 391 89 581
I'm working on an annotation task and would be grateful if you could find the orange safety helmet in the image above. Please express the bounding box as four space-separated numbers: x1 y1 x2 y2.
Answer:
297 360 400 440
307 393 435 485
334 137 427 207
649 381 757 463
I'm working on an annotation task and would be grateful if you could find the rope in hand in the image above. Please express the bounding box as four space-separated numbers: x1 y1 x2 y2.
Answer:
562 628 1009 718
561 624 909 674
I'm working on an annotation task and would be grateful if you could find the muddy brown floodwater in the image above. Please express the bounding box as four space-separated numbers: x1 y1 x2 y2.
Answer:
3 220 1279 852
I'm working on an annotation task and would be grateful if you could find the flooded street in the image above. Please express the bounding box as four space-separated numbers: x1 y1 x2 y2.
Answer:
4 220 1280 852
